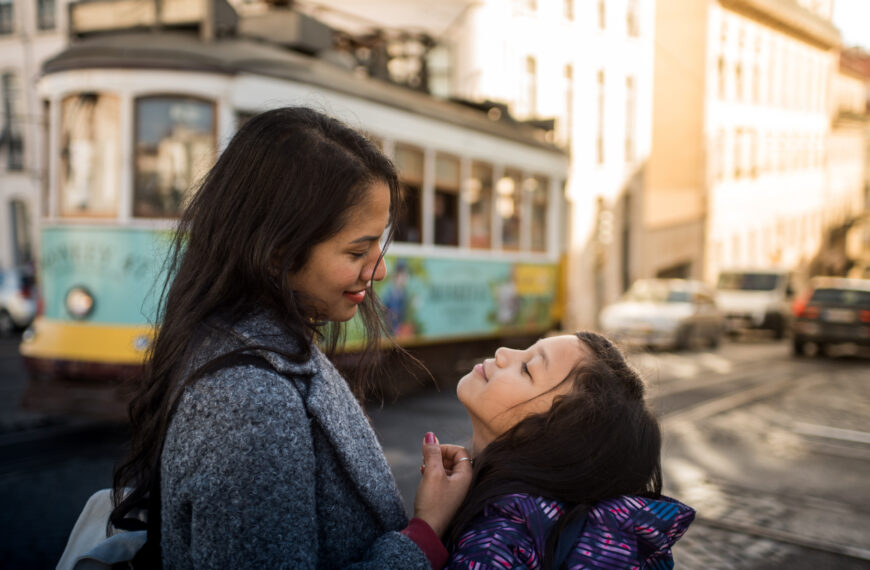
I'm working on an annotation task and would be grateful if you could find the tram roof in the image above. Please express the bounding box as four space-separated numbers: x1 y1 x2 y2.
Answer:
42 32 567 155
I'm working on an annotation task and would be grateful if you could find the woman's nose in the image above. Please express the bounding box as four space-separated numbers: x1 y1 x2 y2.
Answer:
364 253 387 284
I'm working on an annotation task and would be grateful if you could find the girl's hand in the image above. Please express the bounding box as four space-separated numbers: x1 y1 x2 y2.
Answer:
413 432 473 538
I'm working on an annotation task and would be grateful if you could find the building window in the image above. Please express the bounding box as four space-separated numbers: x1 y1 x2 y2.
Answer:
625 76 636 162
434 153 460 246
497 168 522 250
37 0 55 30
0 0 13 34
627 0 640 37
9 199 32 265
468 161 493 249
513 0 536 14
394 144 424 243
563 64 573 142
528 175 549 252
1 73 23 170
735 62 743 101
752 62 760 103
778 134 787 171
718 57 726 99
521 56 537 116
598 0 606 29
564 0 574 21
133 96 215 218
748 129 758 177
714 130 725 181
60 93 121 217
596 70 605 164
734 128 743 178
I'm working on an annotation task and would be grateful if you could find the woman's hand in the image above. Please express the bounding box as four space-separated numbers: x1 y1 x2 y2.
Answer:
413 432 473 538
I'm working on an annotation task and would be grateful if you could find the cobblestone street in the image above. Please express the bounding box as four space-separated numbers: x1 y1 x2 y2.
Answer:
2 336 869 568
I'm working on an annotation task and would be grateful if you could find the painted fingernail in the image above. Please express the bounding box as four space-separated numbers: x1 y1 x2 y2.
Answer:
425 432 436 444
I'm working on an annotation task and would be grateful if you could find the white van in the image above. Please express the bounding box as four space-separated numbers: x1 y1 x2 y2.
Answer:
715 269 796 338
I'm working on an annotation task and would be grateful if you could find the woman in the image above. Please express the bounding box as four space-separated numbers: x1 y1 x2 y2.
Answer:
110 107 472 568
443 332 695 569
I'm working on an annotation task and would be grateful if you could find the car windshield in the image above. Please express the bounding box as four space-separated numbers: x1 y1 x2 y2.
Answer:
717 272 781 291
809 288 870 306
624 281 691 303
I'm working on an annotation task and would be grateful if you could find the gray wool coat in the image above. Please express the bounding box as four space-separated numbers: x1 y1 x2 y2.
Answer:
160 310 430 569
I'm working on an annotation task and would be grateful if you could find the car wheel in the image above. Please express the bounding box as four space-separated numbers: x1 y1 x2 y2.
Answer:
676 327 692 351
792 339 806 356
0 310 14 338
773 320 786 340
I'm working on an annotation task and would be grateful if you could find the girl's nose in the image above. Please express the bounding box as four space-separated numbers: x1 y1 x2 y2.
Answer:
494 346 515 367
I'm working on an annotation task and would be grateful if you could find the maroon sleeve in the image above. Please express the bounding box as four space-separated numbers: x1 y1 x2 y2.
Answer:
400 517 448 570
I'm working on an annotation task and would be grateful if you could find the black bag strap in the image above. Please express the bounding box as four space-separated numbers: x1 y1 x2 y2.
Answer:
552 509 589 570
131 351 305 569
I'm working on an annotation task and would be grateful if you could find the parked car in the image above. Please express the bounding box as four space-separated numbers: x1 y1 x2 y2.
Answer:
0 266 37 337
715 268 796 338
792 277 870 356
600 278 725 350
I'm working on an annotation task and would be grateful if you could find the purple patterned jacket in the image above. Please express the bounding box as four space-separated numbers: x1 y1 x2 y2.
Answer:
445 494 695 569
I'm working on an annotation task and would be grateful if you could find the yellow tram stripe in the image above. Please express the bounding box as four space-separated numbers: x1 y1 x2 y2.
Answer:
19 317 154 364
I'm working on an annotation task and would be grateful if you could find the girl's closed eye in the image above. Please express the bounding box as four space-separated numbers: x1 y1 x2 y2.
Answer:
521 362 532 379
349 250 367 259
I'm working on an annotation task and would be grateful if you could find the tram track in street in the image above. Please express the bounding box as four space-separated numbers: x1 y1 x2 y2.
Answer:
660 356 870 568
681 477 870 564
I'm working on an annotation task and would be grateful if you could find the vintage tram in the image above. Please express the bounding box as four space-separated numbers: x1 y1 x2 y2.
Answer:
20 25 570 415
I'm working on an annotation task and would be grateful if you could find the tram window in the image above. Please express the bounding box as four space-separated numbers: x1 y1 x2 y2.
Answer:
133 96 215 218
434 153 459 246
394 144 424 243
498 168 523 251
468 161 493 249
529 175 549 252
59 93 121 217
235 110 256 130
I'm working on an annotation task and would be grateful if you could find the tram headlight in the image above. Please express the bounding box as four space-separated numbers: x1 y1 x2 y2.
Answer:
65 286 95 320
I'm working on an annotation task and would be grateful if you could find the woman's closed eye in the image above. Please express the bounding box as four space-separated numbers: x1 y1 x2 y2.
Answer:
521 362 532 379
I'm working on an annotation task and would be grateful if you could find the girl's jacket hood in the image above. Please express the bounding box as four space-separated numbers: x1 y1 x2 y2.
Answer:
447 493 695 569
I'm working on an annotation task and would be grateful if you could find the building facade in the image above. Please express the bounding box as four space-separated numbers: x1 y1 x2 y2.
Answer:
445 0 656 330
0 0 70 270
645 0 864 289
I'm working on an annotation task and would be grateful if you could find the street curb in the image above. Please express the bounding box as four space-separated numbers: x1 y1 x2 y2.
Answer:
0 417 120 449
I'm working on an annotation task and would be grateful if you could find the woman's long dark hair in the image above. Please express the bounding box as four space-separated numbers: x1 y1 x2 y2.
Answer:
110 107 402 563
445 332 663 570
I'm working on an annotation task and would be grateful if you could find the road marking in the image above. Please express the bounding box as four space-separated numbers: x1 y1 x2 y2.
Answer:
662 372 827 425
792 422 870 445
694 517 870 562
652 360 793 399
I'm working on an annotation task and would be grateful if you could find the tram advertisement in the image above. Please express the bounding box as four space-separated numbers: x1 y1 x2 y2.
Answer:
24 226 559 366
39 226 168 323
372 256 558 344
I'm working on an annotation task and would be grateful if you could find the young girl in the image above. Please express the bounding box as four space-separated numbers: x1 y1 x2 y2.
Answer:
443 331 695 569
109 107 471 568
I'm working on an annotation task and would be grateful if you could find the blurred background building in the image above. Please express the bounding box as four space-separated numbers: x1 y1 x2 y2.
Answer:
647 0 850 291
0 0 868 332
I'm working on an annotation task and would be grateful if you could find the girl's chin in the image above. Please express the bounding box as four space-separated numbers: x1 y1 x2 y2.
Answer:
455 375 474 400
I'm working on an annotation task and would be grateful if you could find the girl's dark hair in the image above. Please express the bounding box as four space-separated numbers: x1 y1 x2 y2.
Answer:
109 107 402 562
445 332 663 570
